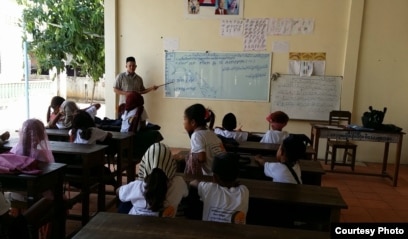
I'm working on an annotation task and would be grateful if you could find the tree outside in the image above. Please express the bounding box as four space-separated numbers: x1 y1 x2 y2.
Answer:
17 0 105 102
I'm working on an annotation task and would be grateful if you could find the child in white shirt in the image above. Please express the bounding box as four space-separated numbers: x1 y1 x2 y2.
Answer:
260 111 290 144
190 153 249 224
183 104 226 176
214 113 249 143
255 134 312 184
118 143 189 217
120 92 148 133
69 110 112 144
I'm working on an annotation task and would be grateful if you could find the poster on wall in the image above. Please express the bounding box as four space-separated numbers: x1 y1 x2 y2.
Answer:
186 0 244 19
288 52 326 76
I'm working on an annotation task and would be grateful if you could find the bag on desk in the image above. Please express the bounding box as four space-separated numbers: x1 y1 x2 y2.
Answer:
361 106 387 129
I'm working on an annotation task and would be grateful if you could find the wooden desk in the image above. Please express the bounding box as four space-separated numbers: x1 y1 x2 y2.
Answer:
2 138 108 225
72 212 330 239
225 141 315 159
181 174 347 230
46 128 134 185
0 162 67 239
310 124 405 186
241 156 325 185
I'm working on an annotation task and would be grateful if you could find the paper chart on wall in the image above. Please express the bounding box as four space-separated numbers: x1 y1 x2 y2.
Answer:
243 18 268 51
220 19 244 37
267 18 314 35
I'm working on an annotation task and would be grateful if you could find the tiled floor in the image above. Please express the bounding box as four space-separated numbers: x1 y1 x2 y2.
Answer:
65 158 408 237
320 161 408 223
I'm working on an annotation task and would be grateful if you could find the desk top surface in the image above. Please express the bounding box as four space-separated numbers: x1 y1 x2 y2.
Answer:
0 162 66 179
46 129 134 140
245 156 325 174
1 138 107 154
73 212 330 239
311 123 405 135
226 141 315 154
181 174 347 209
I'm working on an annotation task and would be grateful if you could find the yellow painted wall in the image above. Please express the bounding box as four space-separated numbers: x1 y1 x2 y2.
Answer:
353 0 408 163
105 0 408 164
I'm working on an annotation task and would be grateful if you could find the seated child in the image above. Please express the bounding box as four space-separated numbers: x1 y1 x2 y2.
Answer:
190 153 249 224
0 131 10 145
10 119 54 163
117 143 188 217
69 110 112 144
46 96 65 128
214 113 248 143
82 103 102 123
260 111 289 144
67 110 116 187
120 92 163 159
120 92 147 133
255 134 312 184
183 104 226 176
48 100 79 129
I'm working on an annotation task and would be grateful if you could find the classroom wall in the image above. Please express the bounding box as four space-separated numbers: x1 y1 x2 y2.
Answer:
353 0 408 162
104 0 408 164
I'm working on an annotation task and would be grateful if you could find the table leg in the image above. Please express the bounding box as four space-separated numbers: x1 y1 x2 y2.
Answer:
392 135 403 187
82 165 90 226
381 142 390 175
52 168 66 238
311 127 320 161
115 140 123 189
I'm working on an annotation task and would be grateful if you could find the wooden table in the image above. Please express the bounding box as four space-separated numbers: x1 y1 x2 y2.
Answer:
181 174 347 230
46 128 134 185
241 156 325 185
2 138 108 225
225 141 315 159
0 162 67 239
72 212 330 239
310 124 405 186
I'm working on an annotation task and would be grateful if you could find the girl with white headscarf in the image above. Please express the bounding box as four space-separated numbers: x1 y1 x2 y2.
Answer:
117 143 188 217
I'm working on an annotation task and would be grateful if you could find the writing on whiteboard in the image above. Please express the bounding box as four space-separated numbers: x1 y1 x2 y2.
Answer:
165 51 271 101
271 75 342 120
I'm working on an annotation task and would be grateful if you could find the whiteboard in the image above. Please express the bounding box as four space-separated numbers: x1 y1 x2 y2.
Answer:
164 51 272 101
270 74 342 121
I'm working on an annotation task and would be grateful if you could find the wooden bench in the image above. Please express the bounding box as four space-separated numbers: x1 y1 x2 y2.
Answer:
0 162 67 238
175 152 324 186
2 138 108 226
181 173 347 231
72 212 330 239
240 156 325 185
225 141 316 159
46 128 135 186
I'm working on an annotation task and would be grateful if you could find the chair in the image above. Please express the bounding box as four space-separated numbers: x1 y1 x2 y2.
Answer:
324 111 357 171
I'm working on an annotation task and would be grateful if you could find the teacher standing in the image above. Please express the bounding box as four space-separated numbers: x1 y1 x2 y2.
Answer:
113 56 158 104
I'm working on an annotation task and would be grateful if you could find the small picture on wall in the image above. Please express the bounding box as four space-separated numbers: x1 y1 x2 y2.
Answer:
199 0 215 6
186 0 243 19
216 0 239 15
188 0 200 14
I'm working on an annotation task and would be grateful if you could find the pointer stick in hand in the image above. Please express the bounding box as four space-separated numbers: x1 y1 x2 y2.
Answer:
157 81 175 88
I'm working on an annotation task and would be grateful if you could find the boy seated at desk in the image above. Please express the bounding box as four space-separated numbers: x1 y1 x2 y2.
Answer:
260 111 289 144
255 134 312 184
214 113 248 143
214 113 262 143
190 153 249 224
